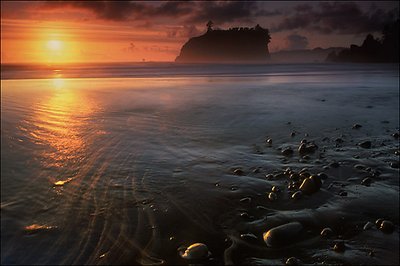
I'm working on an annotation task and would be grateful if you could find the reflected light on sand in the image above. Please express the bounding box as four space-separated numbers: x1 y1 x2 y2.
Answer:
30 79 101 182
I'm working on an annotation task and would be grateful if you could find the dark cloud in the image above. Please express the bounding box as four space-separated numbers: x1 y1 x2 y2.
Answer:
166 25 201 39
273 2 399 34
40 1 280 25
285 34 308 50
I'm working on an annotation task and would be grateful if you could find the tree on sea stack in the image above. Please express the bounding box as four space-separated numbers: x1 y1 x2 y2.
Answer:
206 20 214 32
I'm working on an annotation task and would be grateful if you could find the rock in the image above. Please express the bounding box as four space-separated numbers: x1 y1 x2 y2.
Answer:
233 169 244 175
390 162 399 168
240 233 258 242
333 241 345 253
352 124 362 129
268 192 278 201
330 161 340 168
354 164 366 170
265 174 274 180
271 186 281 193
339 191 348 197
317 172 328 180
379 220 395 234
24 224 57 234
290 173 300 181
335 138 344 143
358 141 372 149
285 257 299 265
240 197 252 204
298 143 307 154
363 222 374 230
290 132 296 137
392 132 399 139
361 177 372 186
266 138 273 145
282 147 294 156
320 227 334 238
180 243 211 260
291 191 303 200
309 175 322 189
263 222 303 248
375 218 384 228
252 168 261 173
299 177 319 195
240 212 250 219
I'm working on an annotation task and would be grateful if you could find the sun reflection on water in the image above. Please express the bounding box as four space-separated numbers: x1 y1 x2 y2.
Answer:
30 78 102 184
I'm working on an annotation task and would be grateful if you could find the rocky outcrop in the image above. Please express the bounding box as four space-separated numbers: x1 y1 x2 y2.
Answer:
175 25 271 63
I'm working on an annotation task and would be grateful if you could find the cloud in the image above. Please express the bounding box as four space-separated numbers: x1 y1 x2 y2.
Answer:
39 1 280 25
166 25 201 38
285 33 308 50
273 2 399 34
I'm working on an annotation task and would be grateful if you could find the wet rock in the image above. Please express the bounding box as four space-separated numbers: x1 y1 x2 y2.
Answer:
282 147 294 156
339 191 348 197
263 222 303 248
233 169 244 175
379 220 395 234
333 241 346 253
24 224 57 234
240 212 250 219
275 173 287 179
309 175 322 189
300 139 308 144
271 186 281 193
290 132 296 137
298 143 307 154
352 124 362 129
363 222 374 230
240 233 258 242
290 173 300 181
392 132 399 139
291 191 303 200
375 218 384 228
395 150 400 156
266 174 274 180
300 172 310 179
361 177 372 186
358 141 372 149
180 243 211 260
240 197 252 204
285 257 299 265
299 177 319 195
268 192 278 201
320 227 334 238
252 168 261 173
317 172 328 180
354 164 366 170
390 162 399 168
266 138 273 145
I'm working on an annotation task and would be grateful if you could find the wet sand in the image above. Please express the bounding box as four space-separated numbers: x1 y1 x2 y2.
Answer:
1 63 399 265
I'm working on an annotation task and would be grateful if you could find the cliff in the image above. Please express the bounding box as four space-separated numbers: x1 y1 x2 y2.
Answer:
175 25 271 63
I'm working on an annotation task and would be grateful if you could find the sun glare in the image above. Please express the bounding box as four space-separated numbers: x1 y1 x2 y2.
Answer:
47 40 63 51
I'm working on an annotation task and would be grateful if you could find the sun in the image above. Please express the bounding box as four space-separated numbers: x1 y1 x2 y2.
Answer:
47 40 63 51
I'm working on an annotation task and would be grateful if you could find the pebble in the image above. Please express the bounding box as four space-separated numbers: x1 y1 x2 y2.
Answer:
299 177 319 195
361 177 372 186
268 192 278 201
320 227 334 238
290 132 296 137
285 257 299 265
263 222 303 248
290 173 300 181
333 241 346 253
180 243 210 260
252 168 261 173
266 174 274 180
271 186 280 193
24 224 57 234
282 147 294 156
309 175 322 189
363 222 374 230
233 169 244 175
240 233 258 242
392 132 399 139
291 191 303 200
390 162 399 168
298 143 307 154
375 218 384 228
317 172 328 180
266 138 273 145
240 212 250 219
352 124 362 129
379 220 395 234
240 197 252 204
358 141 372 149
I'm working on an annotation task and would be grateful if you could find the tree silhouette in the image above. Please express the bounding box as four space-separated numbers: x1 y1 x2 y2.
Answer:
206 20 214 32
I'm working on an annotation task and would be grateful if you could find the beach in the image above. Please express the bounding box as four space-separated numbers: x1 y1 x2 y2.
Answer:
1 63 399 265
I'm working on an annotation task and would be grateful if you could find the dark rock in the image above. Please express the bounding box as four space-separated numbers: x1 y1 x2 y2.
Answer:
291 191 303 200
320 227 334 238
266 174 274 180
352 124 362 129
317 172 328 180
390 162 399 168
300 177 320 195
282 147 294 156
285 257 299 265
333 241 346 253
358 141 372 149
361 177 372 186
233 169 244 175
330 162 340 168
266 138 273 145
339 191 348 197
268 192 278 201
179 243 211 260
263 222 303 248
379 220 395 234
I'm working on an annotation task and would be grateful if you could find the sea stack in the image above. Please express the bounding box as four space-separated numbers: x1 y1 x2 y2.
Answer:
175 22 271 63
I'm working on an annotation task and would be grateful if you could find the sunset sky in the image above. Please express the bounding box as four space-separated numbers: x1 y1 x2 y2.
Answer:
1 1 398 64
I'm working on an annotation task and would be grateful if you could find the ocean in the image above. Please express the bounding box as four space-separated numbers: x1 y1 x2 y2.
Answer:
1 63 399 265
